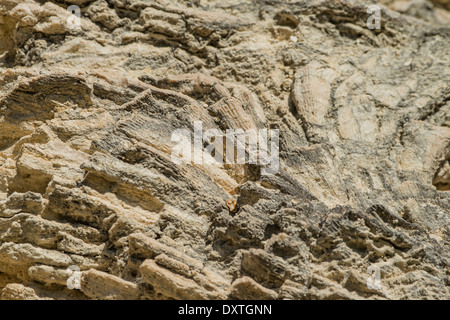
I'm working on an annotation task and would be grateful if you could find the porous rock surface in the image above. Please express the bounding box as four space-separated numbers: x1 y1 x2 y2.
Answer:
0 0 449 300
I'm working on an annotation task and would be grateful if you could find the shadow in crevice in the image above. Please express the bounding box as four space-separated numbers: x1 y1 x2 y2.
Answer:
433 153 450 191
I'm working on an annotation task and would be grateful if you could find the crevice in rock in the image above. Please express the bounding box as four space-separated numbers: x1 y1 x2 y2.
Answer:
419 95 449 123
433 153 450 191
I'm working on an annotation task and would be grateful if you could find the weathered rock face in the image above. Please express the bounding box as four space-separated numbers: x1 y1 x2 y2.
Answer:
0 0 448 300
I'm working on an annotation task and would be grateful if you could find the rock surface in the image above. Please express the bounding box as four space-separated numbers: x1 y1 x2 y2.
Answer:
0 0 449 300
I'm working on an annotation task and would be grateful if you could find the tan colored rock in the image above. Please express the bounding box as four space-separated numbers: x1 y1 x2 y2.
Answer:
28 265 71 286
1 283 46 300
140 259 227 300
231 277 278 300
129 233 203 271
80 269 141 300
0 0 449 301
291 62 335 126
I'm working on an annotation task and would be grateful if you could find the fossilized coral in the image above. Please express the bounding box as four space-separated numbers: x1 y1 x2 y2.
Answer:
0 0 449 300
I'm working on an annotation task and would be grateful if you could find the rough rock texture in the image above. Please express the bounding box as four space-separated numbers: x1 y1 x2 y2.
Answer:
0 0 449 300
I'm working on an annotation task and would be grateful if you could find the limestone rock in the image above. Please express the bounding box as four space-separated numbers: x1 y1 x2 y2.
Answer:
0 0 449 300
